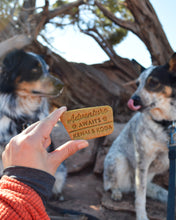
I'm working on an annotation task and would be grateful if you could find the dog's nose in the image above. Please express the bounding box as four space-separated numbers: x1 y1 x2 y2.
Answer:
45 74 64 92
132 95 142 107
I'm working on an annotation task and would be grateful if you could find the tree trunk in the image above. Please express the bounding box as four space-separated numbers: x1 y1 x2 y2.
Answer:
19 0 36 22
95 0 173 65
125 0 173 64
0 35 31 58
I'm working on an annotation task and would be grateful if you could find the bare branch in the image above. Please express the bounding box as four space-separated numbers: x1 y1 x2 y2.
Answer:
25 0 85 40
22 6 43 11
10 0 18 17
47 0 84 20
94 0 138 34
34 0 49 39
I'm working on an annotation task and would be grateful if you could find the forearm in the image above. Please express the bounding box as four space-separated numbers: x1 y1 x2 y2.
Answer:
0 167 55 220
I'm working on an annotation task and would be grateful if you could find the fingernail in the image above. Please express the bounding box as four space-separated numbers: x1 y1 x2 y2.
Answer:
78 140 89 150
59 106 67 113
55 106 67 120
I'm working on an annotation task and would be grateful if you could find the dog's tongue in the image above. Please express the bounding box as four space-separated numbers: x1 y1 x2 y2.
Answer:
127 99 141 111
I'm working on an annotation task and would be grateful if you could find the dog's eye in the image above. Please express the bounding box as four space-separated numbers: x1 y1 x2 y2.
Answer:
38 62 42 67
32 68 38 73
146 77 160 90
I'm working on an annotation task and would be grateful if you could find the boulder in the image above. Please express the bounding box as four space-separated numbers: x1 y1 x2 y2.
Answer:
51 122 98 173
93 122 126 174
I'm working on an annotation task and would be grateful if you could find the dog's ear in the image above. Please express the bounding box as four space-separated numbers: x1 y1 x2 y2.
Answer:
3 49 25 71
131 59 146 75
168 53 176 72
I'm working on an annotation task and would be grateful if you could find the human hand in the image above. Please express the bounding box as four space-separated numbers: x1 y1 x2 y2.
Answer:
2 107 89 176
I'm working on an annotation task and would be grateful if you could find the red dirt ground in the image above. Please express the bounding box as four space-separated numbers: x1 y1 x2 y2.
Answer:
47 169 168 220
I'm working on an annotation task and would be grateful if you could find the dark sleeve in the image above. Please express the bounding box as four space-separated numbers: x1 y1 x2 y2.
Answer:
3 166 55 205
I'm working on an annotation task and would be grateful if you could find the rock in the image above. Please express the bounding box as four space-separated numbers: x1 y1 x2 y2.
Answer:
65 138 97 173
51 122 98 173
103 122 126 146
51 122 71 147
93 147 109 175
93 123 126 174
101 191 135 212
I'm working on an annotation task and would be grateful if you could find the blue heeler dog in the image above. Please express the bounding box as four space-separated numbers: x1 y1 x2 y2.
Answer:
104 53 176 220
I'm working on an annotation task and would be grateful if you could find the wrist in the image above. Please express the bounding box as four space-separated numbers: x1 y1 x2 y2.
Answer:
3 166 55 204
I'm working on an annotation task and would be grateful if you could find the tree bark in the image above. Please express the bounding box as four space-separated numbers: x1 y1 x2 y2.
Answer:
19 0 36 22
0 34 31 58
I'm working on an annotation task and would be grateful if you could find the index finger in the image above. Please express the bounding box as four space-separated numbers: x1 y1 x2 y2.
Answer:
30 106 67 138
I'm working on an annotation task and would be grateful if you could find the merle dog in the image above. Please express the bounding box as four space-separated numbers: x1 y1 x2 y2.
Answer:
0 49 66 196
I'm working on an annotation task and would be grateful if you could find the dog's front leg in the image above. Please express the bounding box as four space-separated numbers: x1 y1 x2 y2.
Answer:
135 159 150 220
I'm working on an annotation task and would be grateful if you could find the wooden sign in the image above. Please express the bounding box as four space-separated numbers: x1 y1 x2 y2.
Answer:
60 106 114 140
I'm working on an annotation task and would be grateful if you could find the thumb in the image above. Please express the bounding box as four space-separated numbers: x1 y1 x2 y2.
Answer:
49 140 89 174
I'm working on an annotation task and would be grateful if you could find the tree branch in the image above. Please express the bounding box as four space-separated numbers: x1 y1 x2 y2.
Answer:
34 0 49 39
27 0 85 40
94 0 138 34
47 0 85 21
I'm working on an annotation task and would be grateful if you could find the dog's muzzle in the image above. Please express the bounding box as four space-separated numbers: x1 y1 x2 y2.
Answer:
32 75 64 98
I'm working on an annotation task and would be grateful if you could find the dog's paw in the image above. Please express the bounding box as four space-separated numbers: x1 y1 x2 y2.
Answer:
136 214 149 220
52 163 67 195
147 182 168 203
50 193 64 201
111 189 122 201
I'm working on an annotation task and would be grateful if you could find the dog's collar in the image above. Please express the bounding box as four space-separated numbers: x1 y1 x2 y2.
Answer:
152 119 174 129
21 122 31 130
13 118 34 132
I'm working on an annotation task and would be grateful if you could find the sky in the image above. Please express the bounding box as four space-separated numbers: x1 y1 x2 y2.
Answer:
39 0 176 68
